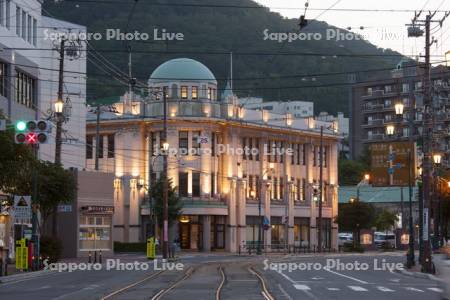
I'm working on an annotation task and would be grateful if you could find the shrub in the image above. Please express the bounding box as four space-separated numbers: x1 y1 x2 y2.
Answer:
114 242 146 253
342 242 365 253
40 236 63 262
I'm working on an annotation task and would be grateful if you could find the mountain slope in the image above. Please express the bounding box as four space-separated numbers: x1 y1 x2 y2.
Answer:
43 0 401 114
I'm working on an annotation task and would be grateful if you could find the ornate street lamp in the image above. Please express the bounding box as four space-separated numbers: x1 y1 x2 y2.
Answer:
54 98 64 114
433 153 442 165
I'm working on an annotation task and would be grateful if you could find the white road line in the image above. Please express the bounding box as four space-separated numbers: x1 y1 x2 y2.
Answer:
348 286 368 291
277 284 293 300
276 271 319 300
294 284 311 290
327 288 340 291
428 287 443 293
323 268 369 284
405 287 424 292
377 286 395 292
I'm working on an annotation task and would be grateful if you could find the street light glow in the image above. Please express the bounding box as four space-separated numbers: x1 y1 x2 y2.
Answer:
386 125 395 136
54 98 64 113
446 50 450 67
395 103 404 115
433 153 442 165
364 174 370 181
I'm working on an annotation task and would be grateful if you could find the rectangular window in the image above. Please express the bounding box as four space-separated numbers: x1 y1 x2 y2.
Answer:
211 173 215 196
15 6 19 35
192 172 200 197
0 61 6 97
178 172 188 197
208 87 212 100
280 177 284 199
150 131 161 156
192 86 198 100
255 175 260 199
21 10 25 39
313 146 317 166
5 0 9 29
26 15 31 43
15 70 36 109
181 86 188 99
248 138 253 160
98 135 104 158
273 177 278 199
179 131 188 154
323 146 327 168
0 0 4 26
242 137 247 160
107 134 115 158
86 135 93 159
163 86 169 99
292 144 297 165
279 142 284 163
32 18 36 46
255 138 260 161
302 178 306 200
192 131 201 155
211 132 216 156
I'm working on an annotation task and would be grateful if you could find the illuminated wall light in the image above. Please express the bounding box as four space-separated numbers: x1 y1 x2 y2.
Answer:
308 117 315 129
262 110 269 123
286 113 293 126
113 177 122 189
228 105 234 118
129 178 137 189
239 107 245 119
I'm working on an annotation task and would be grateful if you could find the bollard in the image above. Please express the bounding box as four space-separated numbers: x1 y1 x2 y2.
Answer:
88 251 92 264
94 251 97 264
99 250 102 264
0 259 3 277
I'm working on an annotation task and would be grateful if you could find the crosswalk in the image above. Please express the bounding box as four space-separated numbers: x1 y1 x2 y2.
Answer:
293 285 443 293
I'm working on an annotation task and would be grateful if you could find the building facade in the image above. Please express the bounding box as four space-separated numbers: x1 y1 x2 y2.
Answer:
239 97 314 118
350 59 450 160
86 58 340 252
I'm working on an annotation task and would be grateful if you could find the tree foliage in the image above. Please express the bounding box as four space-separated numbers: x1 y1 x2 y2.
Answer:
151 176 183 228
338 158 368 186
336 201 375 246
374 209 398 233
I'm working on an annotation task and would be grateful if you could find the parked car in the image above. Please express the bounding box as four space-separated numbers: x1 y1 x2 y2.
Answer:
374 232 396 249
338 233 353 246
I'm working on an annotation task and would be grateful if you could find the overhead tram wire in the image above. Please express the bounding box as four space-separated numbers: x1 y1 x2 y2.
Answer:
56 0 450 13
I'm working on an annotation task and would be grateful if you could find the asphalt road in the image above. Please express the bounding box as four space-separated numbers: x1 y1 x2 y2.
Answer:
0 253 445 300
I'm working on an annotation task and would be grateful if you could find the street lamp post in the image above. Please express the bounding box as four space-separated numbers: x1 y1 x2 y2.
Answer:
162 91 169 260
257 162 274 255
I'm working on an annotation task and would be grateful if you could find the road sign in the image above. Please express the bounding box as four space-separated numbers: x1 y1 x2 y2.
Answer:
423 208 429 241
15 238 28 270
369 141 416 187
13 196 31 224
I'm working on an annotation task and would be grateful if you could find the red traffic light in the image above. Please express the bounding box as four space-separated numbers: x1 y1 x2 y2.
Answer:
26 133 37 144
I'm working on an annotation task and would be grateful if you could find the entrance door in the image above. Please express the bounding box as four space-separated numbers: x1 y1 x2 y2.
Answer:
180 223 190 249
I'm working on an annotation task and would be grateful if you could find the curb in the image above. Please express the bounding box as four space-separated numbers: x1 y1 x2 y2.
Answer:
0 270 54 284
395 268 443 282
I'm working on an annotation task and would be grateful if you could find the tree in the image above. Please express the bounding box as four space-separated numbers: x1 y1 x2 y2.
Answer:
374 209 398 233
151 176 183 229
335 200 375 246
338 158 368 186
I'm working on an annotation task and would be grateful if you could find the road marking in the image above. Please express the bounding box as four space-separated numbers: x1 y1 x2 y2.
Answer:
323 268 369 284
311 276 324 280
405 287 424 292
428 287 443 293
294 284 311 290
327 288 340 291
389 278 400 283
377 286 394 292
277 284 293 300
348 286 368 291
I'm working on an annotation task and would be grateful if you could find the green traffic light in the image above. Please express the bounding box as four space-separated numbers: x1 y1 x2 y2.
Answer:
16 121 27 131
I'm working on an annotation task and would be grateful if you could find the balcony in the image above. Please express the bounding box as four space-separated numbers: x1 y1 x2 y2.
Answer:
367 133 385 141
362 119 384 128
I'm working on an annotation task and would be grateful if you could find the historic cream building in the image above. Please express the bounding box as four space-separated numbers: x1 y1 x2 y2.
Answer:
86 58 340 252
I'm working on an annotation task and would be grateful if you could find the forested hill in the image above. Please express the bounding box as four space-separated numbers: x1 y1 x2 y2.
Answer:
43 0 401 114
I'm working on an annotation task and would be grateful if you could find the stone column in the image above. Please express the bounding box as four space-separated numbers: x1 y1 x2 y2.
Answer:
236 178 247 252
262 180 271 248
226 177 238 252
202 215 211 252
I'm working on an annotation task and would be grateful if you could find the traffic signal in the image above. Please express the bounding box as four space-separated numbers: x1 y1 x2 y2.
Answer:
14 120 51 144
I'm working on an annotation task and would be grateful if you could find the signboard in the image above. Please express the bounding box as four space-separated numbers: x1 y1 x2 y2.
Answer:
369 141 416 187
361 233 373 245
15 238 28 270
81 206 114 214
13 196 31 224
197 136 209 144
58 205 72 212
400 233 410 245
423 208 429 241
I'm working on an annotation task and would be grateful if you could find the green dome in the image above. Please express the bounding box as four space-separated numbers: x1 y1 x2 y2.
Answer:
149 58 217 83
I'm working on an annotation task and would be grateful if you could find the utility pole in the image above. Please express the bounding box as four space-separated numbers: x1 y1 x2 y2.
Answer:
31 144 39 270
95 104 101 171
318 126 324 252
162 90 169 260
421 14 433 273
52 38 65 238
407 149 415 267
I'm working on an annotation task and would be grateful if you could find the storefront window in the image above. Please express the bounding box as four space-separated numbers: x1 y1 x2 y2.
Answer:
294 217 310 247
79 215 112 251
